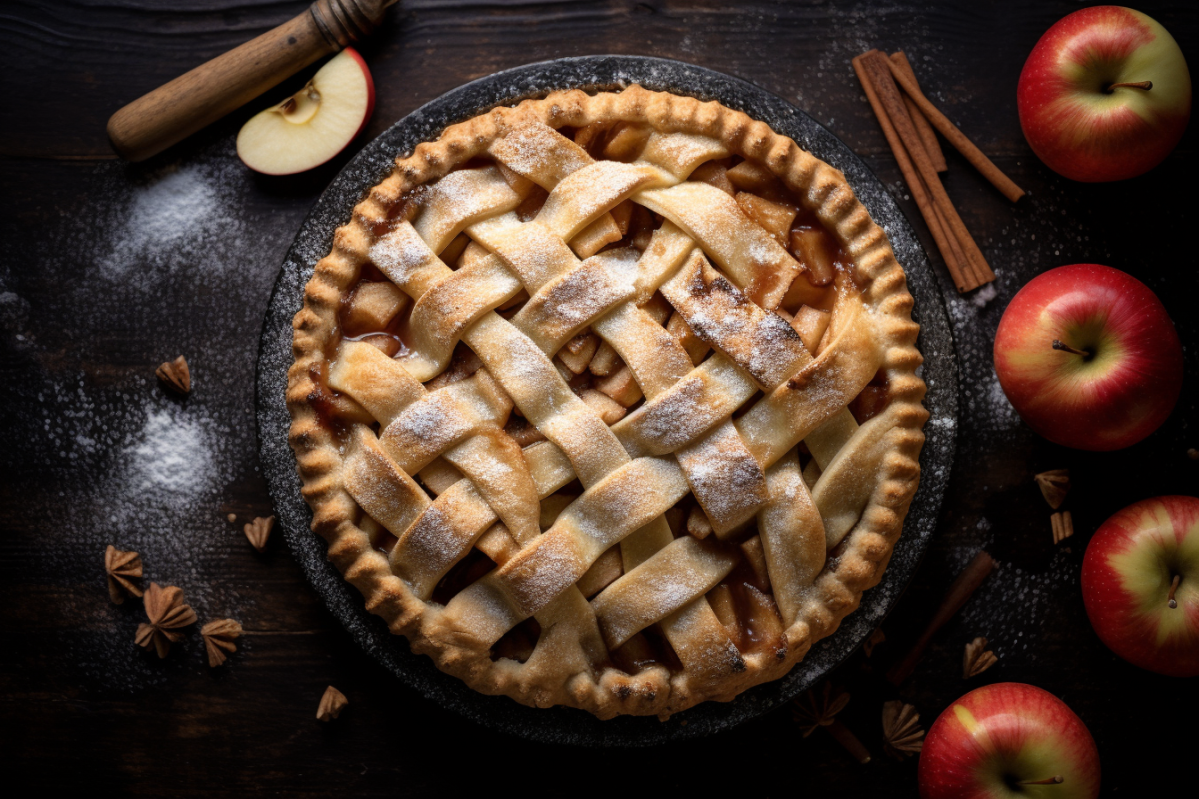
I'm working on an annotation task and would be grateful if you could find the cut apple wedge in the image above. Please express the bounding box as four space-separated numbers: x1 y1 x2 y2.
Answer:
237 48 375 175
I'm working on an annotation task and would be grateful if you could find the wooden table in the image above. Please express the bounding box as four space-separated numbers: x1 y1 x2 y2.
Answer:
2 1 1195 795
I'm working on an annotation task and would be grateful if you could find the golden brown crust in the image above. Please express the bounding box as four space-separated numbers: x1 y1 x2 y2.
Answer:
287 85 927 718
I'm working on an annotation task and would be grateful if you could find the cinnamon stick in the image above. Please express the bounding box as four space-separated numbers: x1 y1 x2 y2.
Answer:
886 550 996 685
931 201 969 277
827 720 872 764
884 57 1026 203
889 52 947 172
852 54 971 292
861 51 994 288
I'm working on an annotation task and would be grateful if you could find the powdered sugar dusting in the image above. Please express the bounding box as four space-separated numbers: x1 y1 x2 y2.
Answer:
34 385 251 691
971 283 998 308
958 547 1081 666
131 409 214 493
370 222 442 287
3 140 298 691
97 162 246 280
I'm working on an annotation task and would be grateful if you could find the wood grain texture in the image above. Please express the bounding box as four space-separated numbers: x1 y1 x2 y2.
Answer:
106 0 397 161
106 6 337 161
1 1 1197 796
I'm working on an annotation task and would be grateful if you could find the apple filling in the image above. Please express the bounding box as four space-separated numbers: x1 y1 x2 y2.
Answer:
339 274 410 357
317 120 892 674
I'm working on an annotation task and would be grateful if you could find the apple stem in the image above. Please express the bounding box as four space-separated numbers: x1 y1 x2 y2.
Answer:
1018 776 1064 786
1052 340 1090 358
1106 80 1153 91
1167 574 1181 609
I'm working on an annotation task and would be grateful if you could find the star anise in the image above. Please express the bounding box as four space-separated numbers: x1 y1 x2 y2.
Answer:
243 515 274 552
317 685 349 721
201 619 243 667
882 701 925 759
134 583 197 658
792 682 851 736
155 356 190 395
964 636 998 678
105 545 143 604
792 683 871 763
1034 469 1070 509
1051 511 1074 545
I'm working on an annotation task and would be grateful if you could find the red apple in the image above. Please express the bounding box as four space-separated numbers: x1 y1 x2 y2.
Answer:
237 48 375 175
919 683 1101 799
993 264 1182 451
1018 6 1191 182
1081 495 1199 677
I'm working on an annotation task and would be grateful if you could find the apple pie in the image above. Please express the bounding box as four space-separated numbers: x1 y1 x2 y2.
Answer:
287 85 927 718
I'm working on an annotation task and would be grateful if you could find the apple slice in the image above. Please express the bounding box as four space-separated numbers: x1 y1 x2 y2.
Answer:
735 192 797 246
790 304 831 353
237 48 375 175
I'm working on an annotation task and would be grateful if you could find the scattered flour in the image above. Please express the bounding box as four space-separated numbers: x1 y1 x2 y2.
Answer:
959 549 1081 663
2 139 306 691
970 283 998 308
131 408 214 493
97 161 246 281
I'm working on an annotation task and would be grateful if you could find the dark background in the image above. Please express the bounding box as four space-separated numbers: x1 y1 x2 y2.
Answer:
1 1 1195 796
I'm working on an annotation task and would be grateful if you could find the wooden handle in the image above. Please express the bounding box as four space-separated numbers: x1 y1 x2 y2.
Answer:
107 0 394 162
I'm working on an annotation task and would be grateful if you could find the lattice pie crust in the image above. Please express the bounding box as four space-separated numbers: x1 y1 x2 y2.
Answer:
288 86 927 718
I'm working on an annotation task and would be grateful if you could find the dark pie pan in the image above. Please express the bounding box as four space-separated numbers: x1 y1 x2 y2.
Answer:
255 55 959 747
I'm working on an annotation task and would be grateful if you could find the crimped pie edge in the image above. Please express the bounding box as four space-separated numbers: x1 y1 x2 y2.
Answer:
287 85 928 718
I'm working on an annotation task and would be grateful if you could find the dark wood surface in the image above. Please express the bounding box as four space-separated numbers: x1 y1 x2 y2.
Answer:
2 1 1196 795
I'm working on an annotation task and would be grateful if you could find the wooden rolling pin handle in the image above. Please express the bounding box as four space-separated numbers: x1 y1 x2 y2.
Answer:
106 0 394 163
